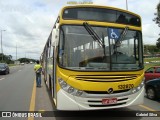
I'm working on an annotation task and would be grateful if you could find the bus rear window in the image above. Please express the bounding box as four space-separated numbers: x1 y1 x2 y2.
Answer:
62 7 141 27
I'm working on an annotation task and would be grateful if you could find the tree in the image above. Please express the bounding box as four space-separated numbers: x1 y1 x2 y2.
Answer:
144 45 160 54
0 53 14 64
154 3 160 48
18 58 30 63
153 3 160 27
18 58 37 63
156 38 160 48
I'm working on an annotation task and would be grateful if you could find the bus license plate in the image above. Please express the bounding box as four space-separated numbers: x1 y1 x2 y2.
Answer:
102 98 117 105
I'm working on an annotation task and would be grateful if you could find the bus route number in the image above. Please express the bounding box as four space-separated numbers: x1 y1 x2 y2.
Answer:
118 84 134 90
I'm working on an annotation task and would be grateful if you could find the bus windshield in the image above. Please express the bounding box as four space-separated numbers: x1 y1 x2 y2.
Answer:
58 25 143 71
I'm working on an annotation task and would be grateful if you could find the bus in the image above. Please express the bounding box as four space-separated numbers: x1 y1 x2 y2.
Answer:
41 5 144 110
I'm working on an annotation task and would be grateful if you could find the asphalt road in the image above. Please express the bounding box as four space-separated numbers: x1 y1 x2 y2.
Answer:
0 64 159 120
0 64 35 111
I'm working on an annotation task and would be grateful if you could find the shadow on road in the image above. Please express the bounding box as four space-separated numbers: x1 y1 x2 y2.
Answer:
51 108 143 120
54 108 142 120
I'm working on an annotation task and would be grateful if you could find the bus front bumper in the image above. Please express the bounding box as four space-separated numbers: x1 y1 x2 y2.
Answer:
57 86 144 110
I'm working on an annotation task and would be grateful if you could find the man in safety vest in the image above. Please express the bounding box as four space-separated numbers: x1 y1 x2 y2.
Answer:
34 60 42 87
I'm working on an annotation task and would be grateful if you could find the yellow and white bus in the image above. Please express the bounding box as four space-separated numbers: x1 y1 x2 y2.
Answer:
41 5 144 110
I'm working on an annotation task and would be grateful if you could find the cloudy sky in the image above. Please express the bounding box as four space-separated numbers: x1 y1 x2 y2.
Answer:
0 0 160 60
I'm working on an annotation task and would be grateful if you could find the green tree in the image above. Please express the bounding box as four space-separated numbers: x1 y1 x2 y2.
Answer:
144 45 160 54
18 58 30 63
18 58 37 63
156 38 160 48
153 3 160 27
154 3 160 49
0 53 14 64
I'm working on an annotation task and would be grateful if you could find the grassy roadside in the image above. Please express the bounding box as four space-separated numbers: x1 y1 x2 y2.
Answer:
144 57 160 62
144 63 160 70
8 64 16 67
144 57 160 70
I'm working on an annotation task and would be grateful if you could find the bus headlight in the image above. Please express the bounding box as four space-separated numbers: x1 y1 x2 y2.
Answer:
76 90 83 96
58 78 84 97
68 86 74 93
131 80 144 94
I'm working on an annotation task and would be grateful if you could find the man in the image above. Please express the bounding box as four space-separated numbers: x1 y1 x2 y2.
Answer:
34 60 42 87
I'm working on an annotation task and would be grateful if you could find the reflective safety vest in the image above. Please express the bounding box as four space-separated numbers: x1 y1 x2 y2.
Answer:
34 64 42 73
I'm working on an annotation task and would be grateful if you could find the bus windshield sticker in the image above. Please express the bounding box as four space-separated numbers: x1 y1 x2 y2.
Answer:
108 28 120 41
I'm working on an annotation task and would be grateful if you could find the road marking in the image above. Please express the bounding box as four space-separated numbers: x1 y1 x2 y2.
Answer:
139 104 156 111
39 109 45 111
28 79 36 120
18 70 22 72
38 109 46 114
139 104 160 116
0 78 5 81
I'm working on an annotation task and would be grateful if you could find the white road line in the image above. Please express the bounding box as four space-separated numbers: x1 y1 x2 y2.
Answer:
0 78 5 80
18 70 22 72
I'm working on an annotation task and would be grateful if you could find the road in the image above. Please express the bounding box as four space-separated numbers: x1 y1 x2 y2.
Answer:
0 64 34 111
0 64 159 120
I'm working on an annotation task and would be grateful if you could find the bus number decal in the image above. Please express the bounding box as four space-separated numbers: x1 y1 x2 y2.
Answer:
118 84 134 90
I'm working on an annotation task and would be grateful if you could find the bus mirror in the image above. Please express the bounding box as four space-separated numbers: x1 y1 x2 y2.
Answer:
52 28 59 46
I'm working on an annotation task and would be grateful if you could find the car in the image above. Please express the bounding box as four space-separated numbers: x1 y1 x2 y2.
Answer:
144 66 160 82
21 63 25 65
0 63 10 75
145 78 160 100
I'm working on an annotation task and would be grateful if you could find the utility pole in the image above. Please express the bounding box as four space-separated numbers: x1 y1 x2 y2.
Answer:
1 30 6 61
16 44 17 60
126 0 128 10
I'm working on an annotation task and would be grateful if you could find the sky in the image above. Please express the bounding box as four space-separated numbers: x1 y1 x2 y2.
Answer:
0 0 160 60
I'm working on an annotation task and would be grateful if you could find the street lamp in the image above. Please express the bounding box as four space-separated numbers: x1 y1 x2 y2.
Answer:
1 30 6 61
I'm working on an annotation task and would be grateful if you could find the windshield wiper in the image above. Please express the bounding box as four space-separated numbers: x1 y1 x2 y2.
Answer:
83 22 106 57
115 26 129 46
83 22 103 47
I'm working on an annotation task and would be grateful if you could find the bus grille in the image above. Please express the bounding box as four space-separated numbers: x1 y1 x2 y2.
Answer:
84 89 130 94
75 75 138 82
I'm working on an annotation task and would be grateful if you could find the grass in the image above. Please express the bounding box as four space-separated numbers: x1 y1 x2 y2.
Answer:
144 63 160 70
144 57 160 62
8 64 16 67
144 57 160 70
